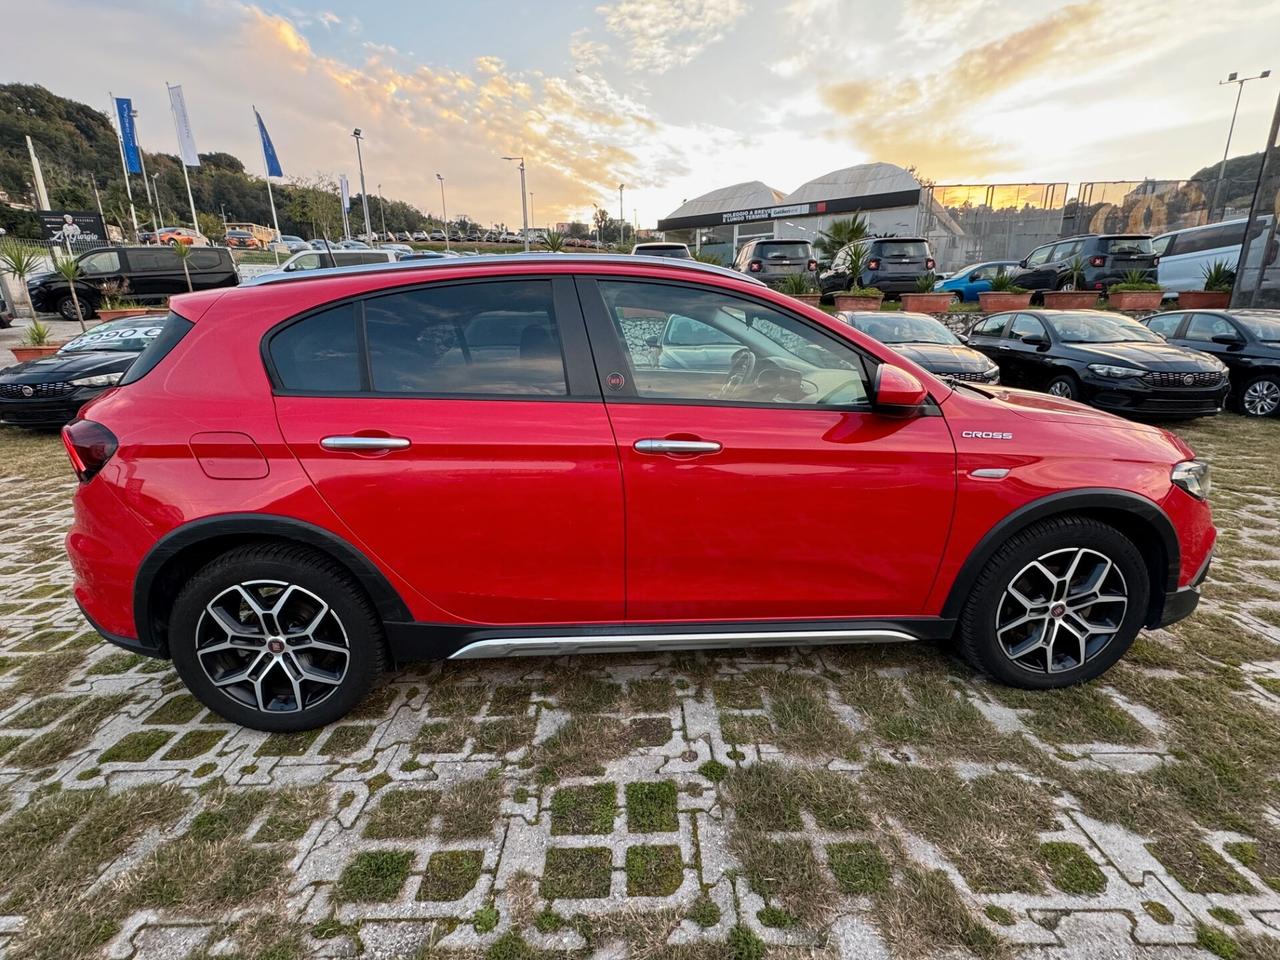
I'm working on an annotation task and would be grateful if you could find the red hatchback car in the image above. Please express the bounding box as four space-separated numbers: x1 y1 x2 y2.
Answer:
62 256 1215 731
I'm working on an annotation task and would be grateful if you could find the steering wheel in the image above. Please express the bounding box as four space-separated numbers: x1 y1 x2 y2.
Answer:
719 349 758 399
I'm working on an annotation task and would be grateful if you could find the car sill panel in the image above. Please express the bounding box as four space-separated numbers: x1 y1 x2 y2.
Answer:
447 627 916 659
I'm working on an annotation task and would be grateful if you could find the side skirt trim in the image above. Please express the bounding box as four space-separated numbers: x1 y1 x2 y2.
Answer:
448 628 915 659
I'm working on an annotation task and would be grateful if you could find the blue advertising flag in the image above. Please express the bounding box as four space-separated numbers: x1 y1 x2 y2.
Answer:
114 97 142 175
255 108 283 178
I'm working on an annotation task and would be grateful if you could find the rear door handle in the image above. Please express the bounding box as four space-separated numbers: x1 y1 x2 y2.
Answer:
633 438 722 455
320 435 411 451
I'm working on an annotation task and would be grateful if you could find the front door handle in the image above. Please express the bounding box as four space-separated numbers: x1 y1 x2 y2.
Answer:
633 438 722 455
320 435 411 451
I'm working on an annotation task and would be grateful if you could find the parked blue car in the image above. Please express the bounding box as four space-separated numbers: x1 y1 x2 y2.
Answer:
934 260 1020 302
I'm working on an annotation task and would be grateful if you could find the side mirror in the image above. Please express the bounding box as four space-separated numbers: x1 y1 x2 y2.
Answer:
873 364 928 418
1211 333 1244 346
645 336 661 348
968 271 982 281
1021 334 1049 348
1019 259 1029 269
957 333 970 344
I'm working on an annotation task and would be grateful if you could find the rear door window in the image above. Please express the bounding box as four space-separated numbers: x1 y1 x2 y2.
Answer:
1183 313 1238 342
78 250 121 275
971 315 1007 336
119 312 195 385
269 303 361 392
127 248 179 272
189 249 224 271
1009 314 1047 341
1144 313 1184 338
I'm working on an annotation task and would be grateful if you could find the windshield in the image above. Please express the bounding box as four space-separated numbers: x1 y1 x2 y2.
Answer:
1102 236 1153 255
60 319 164 353
1236 312 1280 342
848 313 958 345
1050 313 1163 344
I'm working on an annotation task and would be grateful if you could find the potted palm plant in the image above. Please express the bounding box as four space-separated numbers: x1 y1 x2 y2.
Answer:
778 271 822 307
11 320 61 361
1042 258 1098 308
52 258 89 333
978 271 1033 311
172 241 195 293
1177 260 1234 309
829 241 884 310
900 272 952 313
542 231 567 253
1107 270 1163 311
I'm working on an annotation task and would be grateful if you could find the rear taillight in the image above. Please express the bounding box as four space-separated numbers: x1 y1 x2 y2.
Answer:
807 259 817 271
61 419 117 482
1089 255 1105 268
748 260 763 272
867 258 881 271
925 257 936 270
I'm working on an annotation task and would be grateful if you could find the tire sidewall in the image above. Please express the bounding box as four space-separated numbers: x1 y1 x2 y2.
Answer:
1045 373 1078 401
963 522 1149 689
170 552 382 731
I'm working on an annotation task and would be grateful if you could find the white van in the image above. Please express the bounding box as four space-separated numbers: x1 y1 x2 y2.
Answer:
1153 217 1276 295
271 248 399 274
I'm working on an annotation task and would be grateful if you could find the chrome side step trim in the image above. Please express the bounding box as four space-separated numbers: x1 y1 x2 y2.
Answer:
447 628 916 660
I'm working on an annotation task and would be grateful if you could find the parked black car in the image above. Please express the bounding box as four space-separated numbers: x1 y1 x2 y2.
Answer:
27 246 238 321
967 309 1228 419
0 317 166 428
1143 309 1280 417
1013 234 1158 294
840 311 1000 383
0 289 11 328
819 236 935 298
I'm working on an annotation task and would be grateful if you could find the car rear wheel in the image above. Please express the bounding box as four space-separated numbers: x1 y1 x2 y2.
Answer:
1240 375 1280 418
1045 373 1079 400
57 295 92 322
957 516 1148 688
169 544 387 731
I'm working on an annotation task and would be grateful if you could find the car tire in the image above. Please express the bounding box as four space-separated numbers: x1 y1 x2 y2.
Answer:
1045 373 1079 401
1239 374 1280 418
957 516 1149 688
57 295 92 322
169 543 387 732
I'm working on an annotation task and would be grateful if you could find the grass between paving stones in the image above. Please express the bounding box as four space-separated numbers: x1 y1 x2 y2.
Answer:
754 669 860 759
1226 840 1280 892
10 693 131 768
541 846 612 899
319 723 375 755
419 849 484 901
84 651 144 675
439 776 504 839
257 728 321 756
142 693 202 725
1147 839 1255 894
1039 842 1107 894
550 782 616 835
828 841 892 895
98 729 172 763
992 684 1151 745
255 786 329 843
527 714 637 783
335 849 414 902
364 788 440 839
625 844 683 896
161 728 225 760
626 780 679 833
719 712 772 745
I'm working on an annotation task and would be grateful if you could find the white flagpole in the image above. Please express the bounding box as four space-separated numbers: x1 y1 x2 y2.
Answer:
167 83 201 234
254 107 283 263
133 108 158 233
107 93 139 237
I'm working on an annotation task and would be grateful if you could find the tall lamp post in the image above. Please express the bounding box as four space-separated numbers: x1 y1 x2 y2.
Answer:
618 183 626 249
377 183 387 237
436 174 450 253
501 155 530 252
1210 69 1272 220
351 128 373 241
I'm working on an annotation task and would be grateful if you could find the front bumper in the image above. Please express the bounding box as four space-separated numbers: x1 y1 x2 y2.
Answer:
0 393 98 428
1079 377 1228 419
1152 550 1212 628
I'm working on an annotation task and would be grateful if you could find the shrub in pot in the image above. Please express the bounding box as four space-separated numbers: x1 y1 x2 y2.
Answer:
1043 257 1098 308
778 271 822 307
834 287 885 311
978 271 1033 310
1107 269 1163 311
1177 260 1234 309
11 319 62 361
96 280 150 321
900 272 953 313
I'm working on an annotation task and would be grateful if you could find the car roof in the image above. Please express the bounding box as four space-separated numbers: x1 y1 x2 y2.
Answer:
244 253 765 288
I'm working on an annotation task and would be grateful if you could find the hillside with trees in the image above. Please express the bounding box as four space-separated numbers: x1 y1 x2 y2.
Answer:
0 83 442 240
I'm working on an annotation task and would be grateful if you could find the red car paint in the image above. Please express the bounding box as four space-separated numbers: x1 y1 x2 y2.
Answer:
64 258 1215 657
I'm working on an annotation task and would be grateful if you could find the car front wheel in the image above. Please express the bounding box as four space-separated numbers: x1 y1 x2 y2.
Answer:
1240 375 1280 418
169 544 387 731
1045 373 1079 401
957 516 1149 688
57 295 92 322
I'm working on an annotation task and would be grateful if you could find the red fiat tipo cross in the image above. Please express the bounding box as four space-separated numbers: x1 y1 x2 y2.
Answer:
62 256 1215 731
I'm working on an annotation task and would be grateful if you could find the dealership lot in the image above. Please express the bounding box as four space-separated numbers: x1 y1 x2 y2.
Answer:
0 418 1276 959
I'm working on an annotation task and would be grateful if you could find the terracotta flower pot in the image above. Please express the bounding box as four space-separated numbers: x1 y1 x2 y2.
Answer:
97 308 150 321
11 345 62 362
833 293 884 312
978 291 1033 311
790 293 823 308
1175 290 1231 309
1107 290 1163 311
899 292 954 313
1041 290 1099 309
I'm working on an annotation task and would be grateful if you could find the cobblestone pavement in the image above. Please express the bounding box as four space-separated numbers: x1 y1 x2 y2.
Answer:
0 417 1277 960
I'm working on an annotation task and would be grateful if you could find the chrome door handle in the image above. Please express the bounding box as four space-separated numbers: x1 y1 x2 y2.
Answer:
320 435 411 451
633 438 722 455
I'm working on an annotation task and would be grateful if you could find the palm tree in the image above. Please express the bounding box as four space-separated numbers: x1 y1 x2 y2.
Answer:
543 231 566 253
814 214 870 265
52 258 88 333
172 241 194 292
0 240 44 320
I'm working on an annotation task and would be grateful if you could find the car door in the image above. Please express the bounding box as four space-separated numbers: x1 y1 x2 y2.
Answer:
1016 243 1057 290
1046 239 1084 288
577 276 956 622
964 313 1010 366
269 276 624 625
1001 313 1053 387
1172 312 1247 382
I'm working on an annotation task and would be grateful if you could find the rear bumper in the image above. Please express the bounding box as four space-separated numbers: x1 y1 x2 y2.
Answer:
77 599 164 658
860 274 922 294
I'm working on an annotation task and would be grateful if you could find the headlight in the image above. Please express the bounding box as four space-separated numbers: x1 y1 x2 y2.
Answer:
1087 363 1145 379
1172 460 1210 500
69 373 122 388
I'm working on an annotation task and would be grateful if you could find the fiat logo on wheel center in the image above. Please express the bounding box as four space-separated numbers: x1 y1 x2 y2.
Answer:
267 638 285 654
1050 603 1066 618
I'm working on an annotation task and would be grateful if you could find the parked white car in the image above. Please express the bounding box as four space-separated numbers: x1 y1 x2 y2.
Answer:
1153 216 1276 295
267 248 399 275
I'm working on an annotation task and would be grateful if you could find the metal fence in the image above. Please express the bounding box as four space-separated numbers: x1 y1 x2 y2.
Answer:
1233 97 1280 308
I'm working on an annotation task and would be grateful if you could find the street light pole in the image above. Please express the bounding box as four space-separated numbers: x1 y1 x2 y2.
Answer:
502 156 530 252
618 183 625 249
436 174 450 253
377 183 387 237
1210 69 1272 220
351 129 373 241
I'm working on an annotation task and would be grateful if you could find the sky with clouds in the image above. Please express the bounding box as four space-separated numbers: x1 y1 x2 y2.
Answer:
3 0 1280 228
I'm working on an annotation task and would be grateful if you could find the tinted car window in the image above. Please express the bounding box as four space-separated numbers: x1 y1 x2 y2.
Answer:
79 250 121 274
1236 312 1280 341
364 280 566 396
1184 313 1238 342
1009 314 1046 340
755 241 813 257
120 312 194 385
1050 313 1162 343
972 315 1007 336
599 280 871 406
876 240 927 257
1101 237 1153 255
1024 245 1053 267
1049 239 1082 261
850 313 959 345
1144 314 1183 337
270 303 361 392
127 249 179 272
189 249 224 271
1175 222 1246 257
